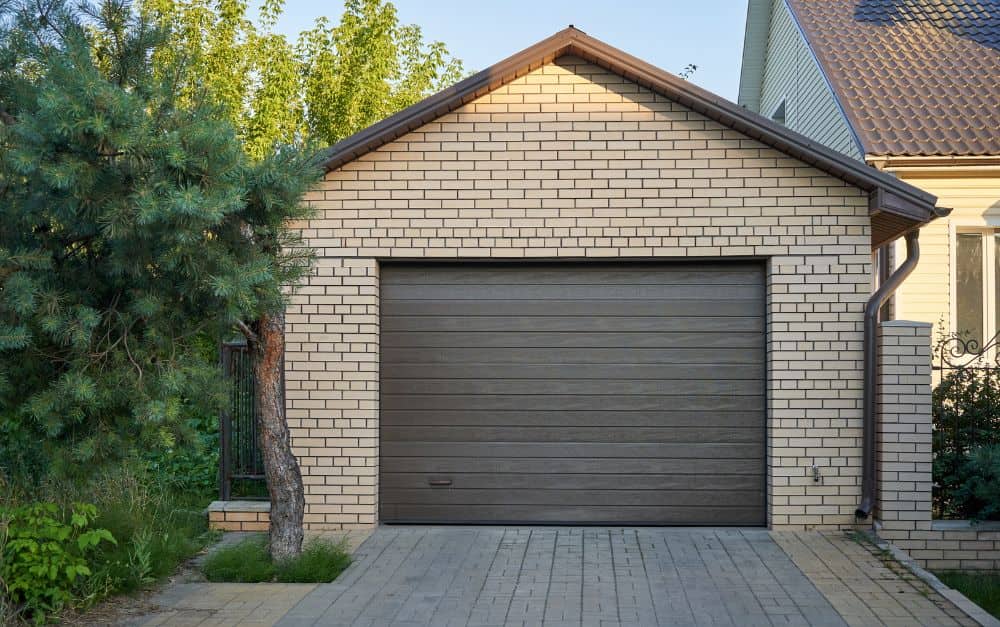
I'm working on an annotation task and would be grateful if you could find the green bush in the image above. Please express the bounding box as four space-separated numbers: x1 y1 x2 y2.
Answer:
952 445 1000 521
0 502 116 622
202 536 351 583
933 367 1000 519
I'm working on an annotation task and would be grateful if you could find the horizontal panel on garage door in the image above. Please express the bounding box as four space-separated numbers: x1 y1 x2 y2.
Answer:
379 262 766 525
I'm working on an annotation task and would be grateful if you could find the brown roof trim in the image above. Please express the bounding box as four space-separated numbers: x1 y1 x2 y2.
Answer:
319 27 938 230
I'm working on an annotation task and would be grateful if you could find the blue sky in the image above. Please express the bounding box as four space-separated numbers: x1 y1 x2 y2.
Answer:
265 1 751 101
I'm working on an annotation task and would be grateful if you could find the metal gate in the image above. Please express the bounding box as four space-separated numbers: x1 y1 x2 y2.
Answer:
219 341 265 500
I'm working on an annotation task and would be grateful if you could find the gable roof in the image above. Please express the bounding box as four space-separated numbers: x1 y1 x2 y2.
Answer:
744 0 1000 158
320 27 941 246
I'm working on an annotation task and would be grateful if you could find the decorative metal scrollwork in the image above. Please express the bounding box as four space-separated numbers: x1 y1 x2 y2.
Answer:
935 332 1000 371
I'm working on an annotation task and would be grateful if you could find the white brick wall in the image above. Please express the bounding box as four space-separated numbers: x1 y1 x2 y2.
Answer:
287 56 873 530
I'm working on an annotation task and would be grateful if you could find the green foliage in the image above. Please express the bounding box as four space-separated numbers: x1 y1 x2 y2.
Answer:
276 537 352 583
933 368 1000 519
201 535 352 583
144 410 219 495
201 535 276 582
79 465 217 599
951 445 1000 522
0 0 321 479
0 464 217 619
935 571 1000 619
0 502 116 621
139 0 463 157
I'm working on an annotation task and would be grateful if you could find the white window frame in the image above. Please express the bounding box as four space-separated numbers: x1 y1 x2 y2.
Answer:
950 224 1000 355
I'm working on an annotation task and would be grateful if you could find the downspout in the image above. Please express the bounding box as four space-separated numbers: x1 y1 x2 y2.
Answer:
856 230 920 519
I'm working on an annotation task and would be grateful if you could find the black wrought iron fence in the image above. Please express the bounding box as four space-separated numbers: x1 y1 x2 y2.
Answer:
219 341 266 500
932 332 1000 520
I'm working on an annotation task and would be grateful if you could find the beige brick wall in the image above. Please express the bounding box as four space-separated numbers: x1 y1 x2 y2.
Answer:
208 502 271 532
876 320 1000 570
287 55 874 530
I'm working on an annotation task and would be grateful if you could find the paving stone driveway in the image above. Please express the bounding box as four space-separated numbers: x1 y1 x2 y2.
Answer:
278 527 844 627
134 527 976 626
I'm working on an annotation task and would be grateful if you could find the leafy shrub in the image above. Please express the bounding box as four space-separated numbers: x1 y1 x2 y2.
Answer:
202 536 351 583
933 367 1000 519
0 502 115 621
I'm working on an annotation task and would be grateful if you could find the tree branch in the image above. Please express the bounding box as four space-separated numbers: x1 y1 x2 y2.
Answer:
235 319 258 344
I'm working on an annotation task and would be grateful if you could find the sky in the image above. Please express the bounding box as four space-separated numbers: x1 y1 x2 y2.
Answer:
264 1 752 101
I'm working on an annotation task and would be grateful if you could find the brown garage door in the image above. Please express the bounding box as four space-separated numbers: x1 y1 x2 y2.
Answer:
379 262 766 525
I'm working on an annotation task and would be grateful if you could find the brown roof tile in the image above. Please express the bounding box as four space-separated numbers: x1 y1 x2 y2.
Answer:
787 0 1000 157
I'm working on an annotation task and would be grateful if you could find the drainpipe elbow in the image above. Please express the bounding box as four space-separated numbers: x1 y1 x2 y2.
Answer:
858 230 920 522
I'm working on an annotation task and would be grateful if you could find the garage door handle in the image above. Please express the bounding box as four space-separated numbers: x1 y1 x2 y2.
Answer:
427 479 452 487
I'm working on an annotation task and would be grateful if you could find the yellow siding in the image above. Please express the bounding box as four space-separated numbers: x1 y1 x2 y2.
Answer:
893 173 1000 342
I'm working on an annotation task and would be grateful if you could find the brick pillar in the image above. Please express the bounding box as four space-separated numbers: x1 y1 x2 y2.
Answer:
876 320 934 543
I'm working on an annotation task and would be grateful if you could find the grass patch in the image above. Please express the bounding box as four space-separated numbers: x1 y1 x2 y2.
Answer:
202 536 351 583
935 571 1000 619
277 538 353 583
201 536 276 582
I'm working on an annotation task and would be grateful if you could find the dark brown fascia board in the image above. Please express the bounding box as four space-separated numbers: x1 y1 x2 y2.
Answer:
319 27 939 227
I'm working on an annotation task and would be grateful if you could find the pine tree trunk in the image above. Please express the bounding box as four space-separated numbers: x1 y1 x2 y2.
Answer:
249 310 304 562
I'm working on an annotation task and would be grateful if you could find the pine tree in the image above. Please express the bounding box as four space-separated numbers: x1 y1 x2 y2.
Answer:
0 0 318 558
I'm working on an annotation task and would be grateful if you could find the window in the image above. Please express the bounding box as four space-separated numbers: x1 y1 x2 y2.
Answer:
954 230 1000 346
771 101 786 126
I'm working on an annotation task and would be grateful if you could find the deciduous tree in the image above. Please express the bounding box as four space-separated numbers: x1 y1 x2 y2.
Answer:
139 0 463 157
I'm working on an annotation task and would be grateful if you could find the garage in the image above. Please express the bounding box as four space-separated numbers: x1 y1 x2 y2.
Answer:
379 262 766 525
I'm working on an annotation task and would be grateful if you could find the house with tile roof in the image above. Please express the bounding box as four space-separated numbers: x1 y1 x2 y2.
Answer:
739 0 1000 352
